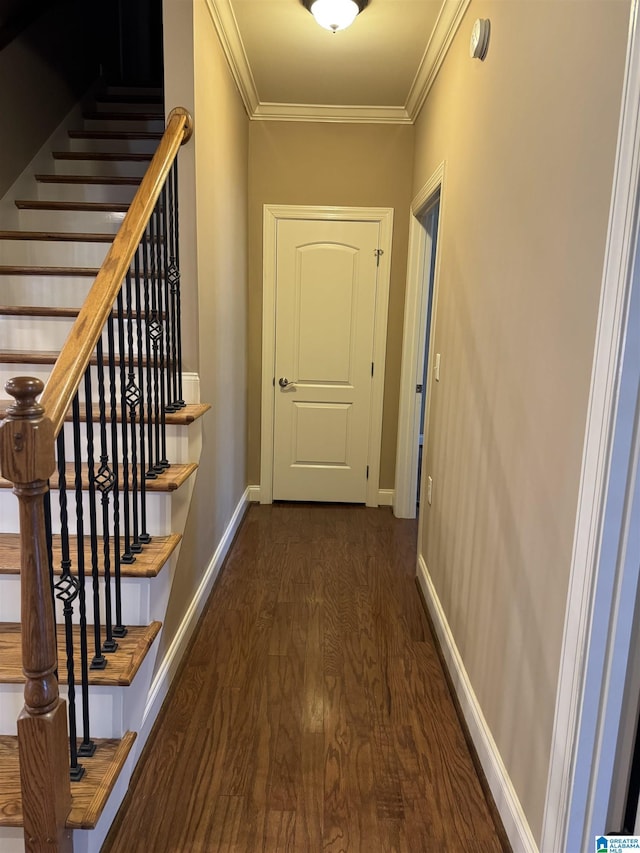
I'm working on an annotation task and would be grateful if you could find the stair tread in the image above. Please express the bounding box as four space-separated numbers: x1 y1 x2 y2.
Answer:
0 533 182 578
69 130 162 140
15 200 129 212
83 111 164 121
35 174 142 186
0 462 198 492
0 731 137 828
0 623 161 687
52 151 153 162
0 265 99 276
0 400 211 426
95 94 164 105
0 230 115 242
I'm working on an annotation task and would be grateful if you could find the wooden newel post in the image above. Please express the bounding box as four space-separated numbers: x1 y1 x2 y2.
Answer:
0 377 73 853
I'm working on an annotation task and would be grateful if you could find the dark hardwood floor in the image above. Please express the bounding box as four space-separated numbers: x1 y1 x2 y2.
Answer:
102 503 510 852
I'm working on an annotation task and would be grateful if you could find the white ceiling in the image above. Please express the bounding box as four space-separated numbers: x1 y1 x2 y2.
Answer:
208 0 470 123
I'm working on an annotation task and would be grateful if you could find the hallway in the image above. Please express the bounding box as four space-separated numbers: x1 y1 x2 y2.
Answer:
103 503 509 852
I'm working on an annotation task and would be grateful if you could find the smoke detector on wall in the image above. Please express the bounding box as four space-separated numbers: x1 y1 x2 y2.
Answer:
470 18 490 60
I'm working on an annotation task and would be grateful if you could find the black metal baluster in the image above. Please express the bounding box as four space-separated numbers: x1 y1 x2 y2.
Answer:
108 310 126 638
95 337 117 654
163 173 176 414
136 244 152 544
127 260 143 552
142 227 157 482
84 368 106 670
155 192 169 469
117 288 133 565
53 430 84 781
72 392 95 758
148 210 163 475
173 160 185 408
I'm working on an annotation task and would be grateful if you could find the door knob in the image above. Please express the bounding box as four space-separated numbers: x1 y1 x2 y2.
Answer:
278 377 294 388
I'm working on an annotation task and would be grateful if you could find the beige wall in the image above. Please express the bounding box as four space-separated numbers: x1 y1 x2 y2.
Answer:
413 0 629 840
248 121 415 489
159 0 248 654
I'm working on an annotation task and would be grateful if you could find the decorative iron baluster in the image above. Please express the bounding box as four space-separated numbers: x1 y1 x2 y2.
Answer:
72 392 95 758
142 226 157 482
164 171 177 414
54 431 84 781
95 337 117 654
84 368 106 670
172 160 185 408
117 288 134 565
107 311 126 638
136 245 151 544
148 210 164 475
155 192 169 469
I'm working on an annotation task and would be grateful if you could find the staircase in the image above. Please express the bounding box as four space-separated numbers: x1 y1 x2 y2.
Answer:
0 88 205 852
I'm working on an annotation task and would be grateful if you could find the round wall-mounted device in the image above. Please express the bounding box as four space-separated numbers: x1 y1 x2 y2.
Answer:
470 18 490 60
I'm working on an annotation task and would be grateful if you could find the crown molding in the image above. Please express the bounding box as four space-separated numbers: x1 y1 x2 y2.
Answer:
205 0 259 116
252 102 412 124
207 0 469 126
405 0 471 121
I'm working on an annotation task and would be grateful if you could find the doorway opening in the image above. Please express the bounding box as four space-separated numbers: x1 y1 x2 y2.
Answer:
394 163 444 519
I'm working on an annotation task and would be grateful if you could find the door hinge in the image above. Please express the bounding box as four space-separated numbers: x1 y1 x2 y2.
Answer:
374 248 384 267
366 465 369 480
371 362 374 377
416 383 423 393
273 377 275 387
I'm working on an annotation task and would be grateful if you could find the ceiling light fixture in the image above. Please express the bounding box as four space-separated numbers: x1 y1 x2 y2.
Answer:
302 0 369 33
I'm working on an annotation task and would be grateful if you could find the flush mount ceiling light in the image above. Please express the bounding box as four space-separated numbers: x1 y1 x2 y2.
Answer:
302 0 369 33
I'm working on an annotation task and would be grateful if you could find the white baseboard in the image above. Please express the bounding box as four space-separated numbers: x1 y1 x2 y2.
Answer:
181 372 200 404
247 485 261 502
416 554 538 853
378 488 394 506
137 487 250 748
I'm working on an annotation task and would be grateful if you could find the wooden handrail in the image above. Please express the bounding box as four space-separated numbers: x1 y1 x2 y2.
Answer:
40 106 193 438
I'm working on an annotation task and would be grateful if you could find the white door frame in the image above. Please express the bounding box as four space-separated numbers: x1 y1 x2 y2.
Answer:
260 204 394 507
394 162 445 519
541 1 640 848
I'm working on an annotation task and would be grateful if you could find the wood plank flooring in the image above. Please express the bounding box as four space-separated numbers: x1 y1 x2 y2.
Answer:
102 504 510 852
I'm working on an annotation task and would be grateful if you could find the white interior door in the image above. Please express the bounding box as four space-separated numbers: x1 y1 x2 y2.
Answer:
272 218 380 502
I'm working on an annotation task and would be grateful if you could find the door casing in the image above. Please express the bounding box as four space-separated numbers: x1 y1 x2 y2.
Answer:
260 204 394 506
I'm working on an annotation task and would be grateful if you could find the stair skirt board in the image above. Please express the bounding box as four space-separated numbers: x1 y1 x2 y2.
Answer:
416 555 538 853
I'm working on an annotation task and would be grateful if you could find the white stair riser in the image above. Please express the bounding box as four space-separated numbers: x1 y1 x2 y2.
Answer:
0 684 123 739
67 137 160 155
0 275 95 306
36 183 139 204
0 239 110 266
18 207 125 232
57 421 192 464
0 489 174 536
0 827 23 852
53 159 148 178
0 574 150 625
